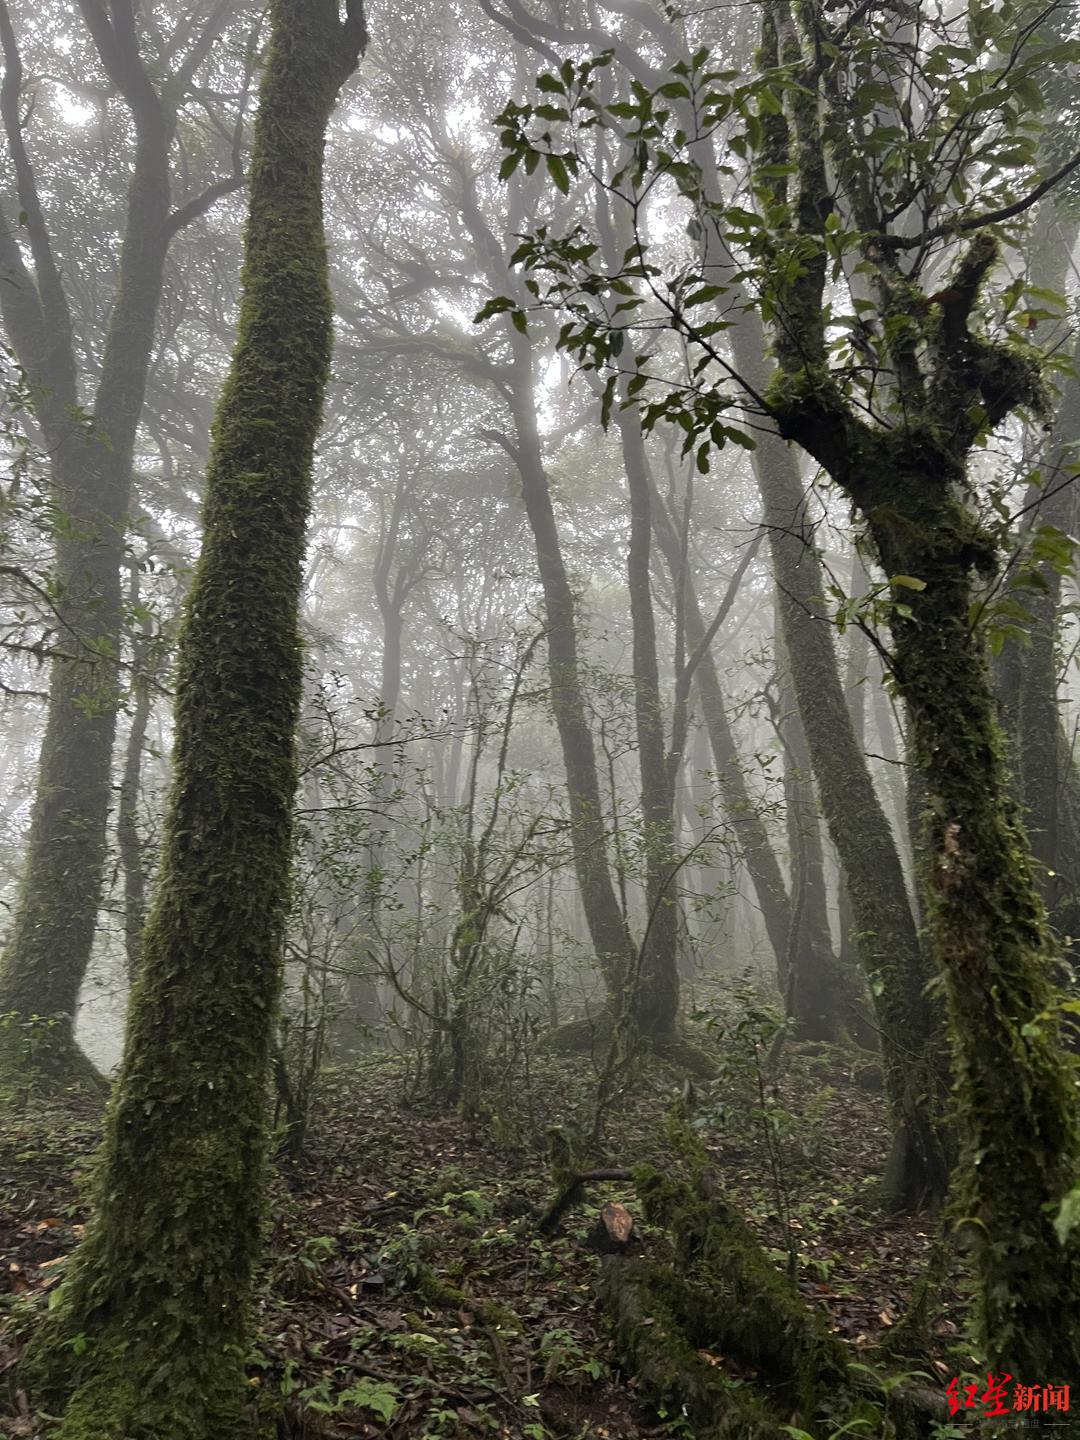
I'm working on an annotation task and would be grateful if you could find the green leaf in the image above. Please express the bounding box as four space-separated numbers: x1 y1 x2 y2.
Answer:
888 574 927 591
684 284 726 306
758 87 782 115
473 295 513 323
547 153 570 194
339 1378 400 1423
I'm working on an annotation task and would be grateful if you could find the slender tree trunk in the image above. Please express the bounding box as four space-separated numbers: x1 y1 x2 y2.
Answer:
21 7 366 1434
506 332 634 1002
1012 209 1080 926
837 560 872 976
647 481 794 984
615 409 680 1038
456 162 635 1011
775 629 849 1041
116 610 153 981
727 309 947 1209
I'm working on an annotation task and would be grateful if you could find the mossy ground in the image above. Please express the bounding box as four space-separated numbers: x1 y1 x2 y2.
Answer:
0 1033 968 1439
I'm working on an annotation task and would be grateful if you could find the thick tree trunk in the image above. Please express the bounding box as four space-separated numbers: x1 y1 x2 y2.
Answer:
21 6 366 1434
865 462 1080 1377
0 17 173 1085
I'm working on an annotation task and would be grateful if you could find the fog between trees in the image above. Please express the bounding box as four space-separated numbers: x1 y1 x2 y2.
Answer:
1 0 1080 1436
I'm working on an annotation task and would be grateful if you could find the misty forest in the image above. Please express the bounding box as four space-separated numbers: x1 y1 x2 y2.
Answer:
1 0 1080 1436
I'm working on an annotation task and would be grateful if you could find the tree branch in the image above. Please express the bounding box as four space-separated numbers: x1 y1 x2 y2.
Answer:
880 147 1080 251
164 174 244 239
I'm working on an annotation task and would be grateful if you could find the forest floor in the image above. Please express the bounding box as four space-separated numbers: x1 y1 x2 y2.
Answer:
0 1012 973 1439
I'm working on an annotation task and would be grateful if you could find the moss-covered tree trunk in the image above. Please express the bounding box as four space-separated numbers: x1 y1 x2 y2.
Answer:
21 4 366 1435
861 460 1080 1377
757 4 1080 1368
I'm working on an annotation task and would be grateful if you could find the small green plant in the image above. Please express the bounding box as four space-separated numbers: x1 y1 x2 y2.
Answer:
0 1011 61 1108
695 979 800 1274
537 1325 603 1385
338 1377 400 1423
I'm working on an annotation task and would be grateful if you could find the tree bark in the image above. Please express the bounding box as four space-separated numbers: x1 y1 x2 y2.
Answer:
505 330 635 1001
858 453 1080 1376
116 604 153 981
775 627 850 1041
456 163 635 1008
731 326 946 1208
0 0 224 1086
615 409 680 1038
20 5 366 1433
647 481 794 984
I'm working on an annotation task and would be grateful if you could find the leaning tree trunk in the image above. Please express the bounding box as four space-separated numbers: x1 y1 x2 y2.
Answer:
729 318 948 1209
21 5 366 1435
458 164 635 1013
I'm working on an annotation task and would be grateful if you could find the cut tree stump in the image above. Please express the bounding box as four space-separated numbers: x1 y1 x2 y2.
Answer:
587 1201 635 1254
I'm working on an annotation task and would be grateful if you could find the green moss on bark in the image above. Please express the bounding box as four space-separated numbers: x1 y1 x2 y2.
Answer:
633 1165 850 1422
19 5 366 1435
864 463 1080 1377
